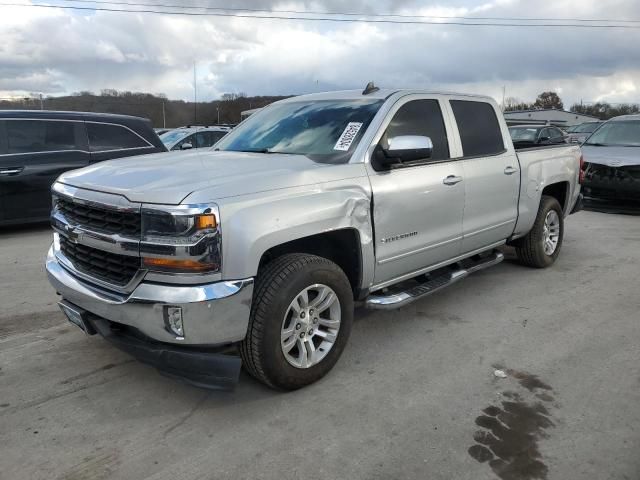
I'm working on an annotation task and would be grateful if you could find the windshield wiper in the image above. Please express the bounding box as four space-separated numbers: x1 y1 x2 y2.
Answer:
234 148 278 153
584 142 608 146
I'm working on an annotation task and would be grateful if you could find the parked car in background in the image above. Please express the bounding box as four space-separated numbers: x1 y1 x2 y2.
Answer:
581 115 640 203
566 121 603 144
0 110 166 226
160 126 231 151
46 87 582 390
508 125 567 148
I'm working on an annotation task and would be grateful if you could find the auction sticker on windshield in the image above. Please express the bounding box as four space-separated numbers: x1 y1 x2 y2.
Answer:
334 122 363 151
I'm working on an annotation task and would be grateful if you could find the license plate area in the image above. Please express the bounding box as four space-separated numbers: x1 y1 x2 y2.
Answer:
58 301 96 335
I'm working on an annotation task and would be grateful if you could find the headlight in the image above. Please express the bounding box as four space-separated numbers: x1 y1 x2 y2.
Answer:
140 204 221 274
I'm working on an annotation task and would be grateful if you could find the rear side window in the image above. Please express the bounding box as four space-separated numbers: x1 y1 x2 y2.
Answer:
382 99 450 161
87 123 149 152
450 100 505 157
551 128 564 139
5 120 77 154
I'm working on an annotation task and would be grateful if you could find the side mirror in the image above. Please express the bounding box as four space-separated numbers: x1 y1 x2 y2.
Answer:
181 142 193 150
373 135 433 170
538 136 550 143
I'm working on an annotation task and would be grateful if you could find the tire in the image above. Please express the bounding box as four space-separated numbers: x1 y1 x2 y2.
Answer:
240 253 354 390
515 195 564 268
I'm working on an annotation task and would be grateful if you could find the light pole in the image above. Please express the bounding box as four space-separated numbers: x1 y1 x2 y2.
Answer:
193 62 197 124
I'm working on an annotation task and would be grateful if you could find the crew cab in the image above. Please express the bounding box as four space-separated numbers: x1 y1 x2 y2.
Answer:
46 86 583 390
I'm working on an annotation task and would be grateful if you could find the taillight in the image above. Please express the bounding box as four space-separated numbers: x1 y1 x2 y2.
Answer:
579 154 585 184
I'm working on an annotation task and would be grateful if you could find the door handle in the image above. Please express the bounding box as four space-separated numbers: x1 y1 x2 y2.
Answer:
443 175 463 186
504 166 518 175
0 168 23 176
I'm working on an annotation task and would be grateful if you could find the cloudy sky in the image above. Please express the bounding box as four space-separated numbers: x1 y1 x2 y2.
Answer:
2 0 640 106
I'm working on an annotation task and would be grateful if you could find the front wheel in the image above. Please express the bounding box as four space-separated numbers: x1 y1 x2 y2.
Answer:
240 253 354 390
515 195 564 268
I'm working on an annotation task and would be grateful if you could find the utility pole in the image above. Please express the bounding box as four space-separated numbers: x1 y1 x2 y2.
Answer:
217 106 220 124
501 85 506 112
162 100 166 128
193 62 197 124
39 93 44 110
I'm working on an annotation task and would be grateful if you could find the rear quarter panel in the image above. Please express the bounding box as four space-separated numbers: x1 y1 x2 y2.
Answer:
513 144 582 238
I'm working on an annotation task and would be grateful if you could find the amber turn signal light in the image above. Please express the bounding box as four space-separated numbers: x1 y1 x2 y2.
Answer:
196 214 217 229
143 257 217 272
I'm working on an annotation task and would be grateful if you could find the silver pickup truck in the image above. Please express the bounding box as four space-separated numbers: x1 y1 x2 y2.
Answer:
46 86 583 390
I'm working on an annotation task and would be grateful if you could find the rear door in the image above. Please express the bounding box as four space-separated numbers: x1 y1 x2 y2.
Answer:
445 99 519 253
0 119 89 223
87 121 156 162
366 95 465 286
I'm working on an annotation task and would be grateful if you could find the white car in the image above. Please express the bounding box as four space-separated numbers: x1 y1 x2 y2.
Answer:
160 126 231 151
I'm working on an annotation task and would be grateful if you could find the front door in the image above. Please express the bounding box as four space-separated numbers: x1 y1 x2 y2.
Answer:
0 119 90 223
366 96 465 287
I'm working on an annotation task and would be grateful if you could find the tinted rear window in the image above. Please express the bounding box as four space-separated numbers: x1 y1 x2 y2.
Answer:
5 120 77 154
87 123 149 152
450 100 505 157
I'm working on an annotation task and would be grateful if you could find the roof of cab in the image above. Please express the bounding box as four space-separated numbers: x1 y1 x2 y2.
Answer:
278 89 496 103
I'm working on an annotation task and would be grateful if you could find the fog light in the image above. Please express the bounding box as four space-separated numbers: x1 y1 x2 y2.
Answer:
164 306 184 338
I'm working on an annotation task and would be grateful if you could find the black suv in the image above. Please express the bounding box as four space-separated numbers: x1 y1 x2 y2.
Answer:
0 111 166 226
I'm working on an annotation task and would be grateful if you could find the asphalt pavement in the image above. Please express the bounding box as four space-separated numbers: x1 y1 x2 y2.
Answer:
0 211 638 480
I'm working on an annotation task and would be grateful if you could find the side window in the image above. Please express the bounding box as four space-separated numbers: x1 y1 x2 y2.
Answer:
172 133 195 150
551 128 564 139
195 131 211 148
210 131 227 145
0 121 7 154
86 123 149 152
538 128 550 140
6 120 77 154
381 99 449 161
450 100 505 157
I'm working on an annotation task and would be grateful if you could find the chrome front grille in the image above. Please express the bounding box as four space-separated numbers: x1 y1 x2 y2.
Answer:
59 236 140 286
56 196 141 236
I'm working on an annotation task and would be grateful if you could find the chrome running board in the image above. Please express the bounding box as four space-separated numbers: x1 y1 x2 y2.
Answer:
365 250 504 310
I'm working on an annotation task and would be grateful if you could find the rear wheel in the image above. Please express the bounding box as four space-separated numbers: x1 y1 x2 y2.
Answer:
515 195 564 268
240 253 353 390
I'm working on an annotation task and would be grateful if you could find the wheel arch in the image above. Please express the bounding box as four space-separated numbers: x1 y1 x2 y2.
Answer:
541 181 569 213
258 229 365 298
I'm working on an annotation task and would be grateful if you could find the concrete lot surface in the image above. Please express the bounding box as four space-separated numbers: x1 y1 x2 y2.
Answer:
1 211 639 480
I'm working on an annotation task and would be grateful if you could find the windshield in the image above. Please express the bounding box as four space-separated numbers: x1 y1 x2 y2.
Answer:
160 130 189 145
574 122 600 133
584 120 640 146
215 99 385 163
509 127 539 142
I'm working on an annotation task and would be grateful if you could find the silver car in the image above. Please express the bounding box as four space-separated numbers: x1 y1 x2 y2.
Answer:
160 126 231 151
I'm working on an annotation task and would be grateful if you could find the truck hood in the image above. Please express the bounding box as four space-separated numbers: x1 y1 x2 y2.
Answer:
581 145 640 167
58 150 365 204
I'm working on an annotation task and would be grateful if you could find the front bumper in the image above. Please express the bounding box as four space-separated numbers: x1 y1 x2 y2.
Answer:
46 245 254 346
583 163 640 202
66 308 242 389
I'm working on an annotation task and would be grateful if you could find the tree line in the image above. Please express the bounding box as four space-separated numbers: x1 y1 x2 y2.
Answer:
4 89 638 124
0 90 291 127
503 91 640 120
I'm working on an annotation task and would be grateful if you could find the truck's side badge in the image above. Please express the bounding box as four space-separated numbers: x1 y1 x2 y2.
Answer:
381 231 418 243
